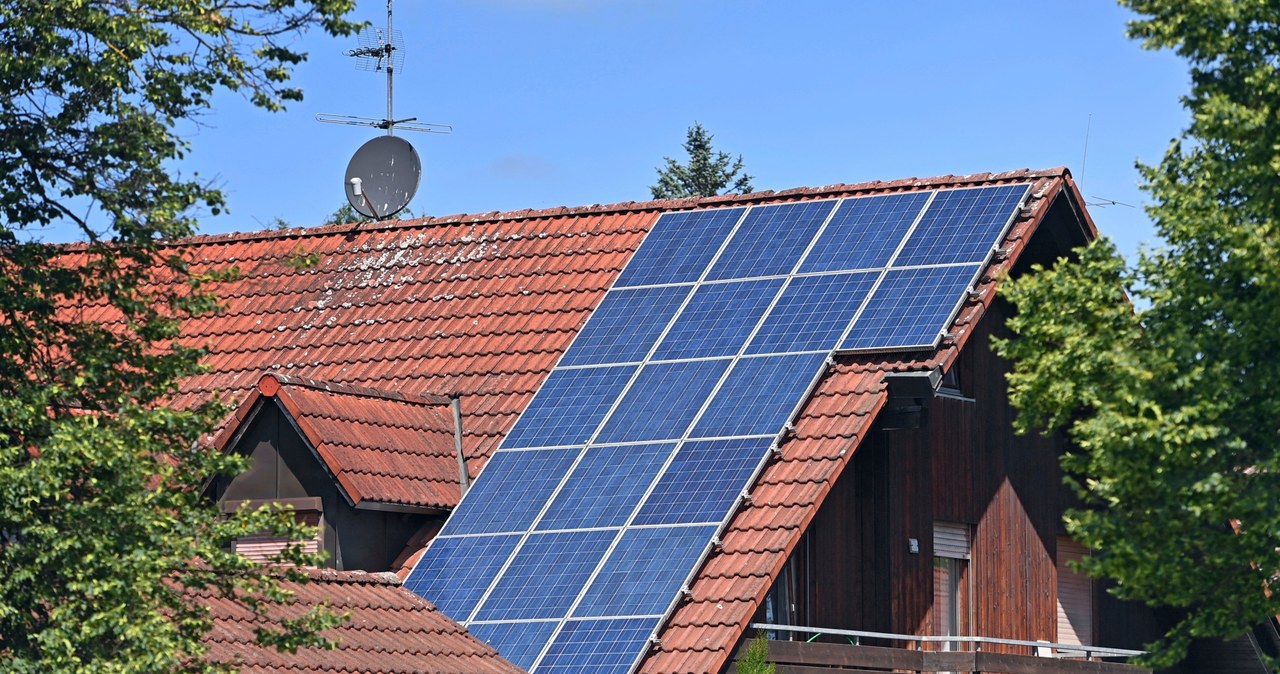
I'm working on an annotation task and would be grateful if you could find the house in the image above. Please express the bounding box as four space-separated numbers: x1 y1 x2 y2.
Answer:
148 167 1272 673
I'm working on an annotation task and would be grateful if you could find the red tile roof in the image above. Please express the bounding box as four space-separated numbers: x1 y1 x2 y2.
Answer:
150 167 1083 673
195 568 524 673
216 373 462 510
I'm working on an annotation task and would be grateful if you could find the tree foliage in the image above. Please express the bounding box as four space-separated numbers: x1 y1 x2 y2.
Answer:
651 123 754 199
735 632 776 674
0 1 357 670
994 1 1280 667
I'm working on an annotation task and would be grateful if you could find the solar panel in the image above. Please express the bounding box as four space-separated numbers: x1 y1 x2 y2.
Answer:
405 182 1033 673
594 359 730 444
894 184 1029 266
799 191 931 273
633 437 774 526
692 353 829 439
706 200 835 281
535 618 660 674
651 278 784 360
438 449 579 535
538 443 676 531
473 530 616 621
560 286 692 367
839 264 982 351
746 272 878 355
615 208 745 288
502 365 636 449
576 525 718 618
469 621 560 671
402 534 520 619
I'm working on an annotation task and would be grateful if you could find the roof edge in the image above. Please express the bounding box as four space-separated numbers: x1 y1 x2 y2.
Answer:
257 373 451 406
157 167 1070 249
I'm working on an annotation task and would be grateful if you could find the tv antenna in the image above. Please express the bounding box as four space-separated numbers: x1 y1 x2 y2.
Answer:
317 0 451 218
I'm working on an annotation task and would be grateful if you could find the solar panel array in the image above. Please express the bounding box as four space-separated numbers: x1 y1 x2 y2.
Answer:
405 183 1031 673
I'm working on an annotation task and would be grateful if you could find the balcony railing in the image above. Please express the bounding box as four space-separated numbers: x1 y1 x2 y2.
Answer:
742 623 1150 674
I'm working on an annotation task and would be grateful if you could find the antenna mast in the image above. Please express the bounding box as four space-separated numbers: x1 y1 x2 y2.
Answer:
316 0 451 136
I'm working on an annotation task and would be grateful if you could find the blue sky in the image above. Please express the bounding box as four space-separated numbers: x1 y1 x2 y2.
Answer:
163 1 1188 259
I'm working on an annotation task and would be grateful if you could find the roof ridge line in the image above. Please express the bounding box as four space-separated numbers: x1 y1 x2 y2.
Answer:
258 373 451 406
150 167 1068 249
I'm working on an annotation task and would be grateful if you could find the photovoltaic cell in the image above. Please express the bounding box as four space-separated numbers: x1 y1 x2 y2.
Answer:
651 278 784 360
706 200 836 281
468 621 560 671
746 272 877 355
502 365 636 449
474 530 615 621
537 443 676 531
560 286 691 367
575 525 718 618
439 448 579 535
595 359 730 444
839 264 981 351
799 191 931 273
692 353 828 439
615 208 745 288
536 618 661 674
402 534 520 619
894 184 1028 266
633 437 774 526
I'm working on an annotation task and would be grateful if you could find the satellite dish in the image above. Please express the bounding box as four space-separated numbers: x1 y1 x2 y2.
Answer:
344 135 421 219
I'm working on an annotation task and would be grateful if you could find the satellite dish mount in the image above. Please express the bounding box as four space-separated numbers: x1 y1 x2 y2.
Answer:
317 0 451 218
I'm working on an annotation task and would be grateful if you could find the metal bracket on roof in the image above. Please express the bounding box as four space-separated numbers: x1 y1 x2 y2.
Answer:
993 246 1012 261
648 636 663 648
769 444 783 458
966 288 985 302
824 356 836 369
711 536 724 550
880 365 944 431
1019 202 1036 218
679 586 694 601
739 491 754 505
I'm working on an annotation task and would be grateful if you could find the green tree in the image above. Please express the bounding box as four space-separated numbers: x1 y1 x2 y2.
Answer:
0 1 357 671
735 632 776 674
651 122 754 199
994 1 1280 667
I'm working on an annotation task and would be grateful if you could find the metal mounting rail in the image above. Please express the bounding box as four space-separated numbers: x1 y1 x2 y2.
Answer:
748 623 1146 661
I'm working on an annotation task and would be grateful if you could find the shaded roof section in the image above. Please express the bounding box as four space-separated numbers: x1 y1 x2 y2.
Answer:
196 568 524 674
216 373 461 510
639 172 1089 674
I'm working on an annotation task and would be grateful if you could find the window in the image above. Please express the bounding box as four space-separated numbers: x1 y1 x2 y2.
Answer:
222 497 323 564
1056 537 1093 646
933 522 971 648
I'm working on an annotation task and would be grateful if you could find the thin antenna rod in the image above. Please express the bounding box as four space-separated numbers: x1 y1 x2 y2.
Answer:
1080 113 1092 190
316 0 451 136
386 0 394 136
